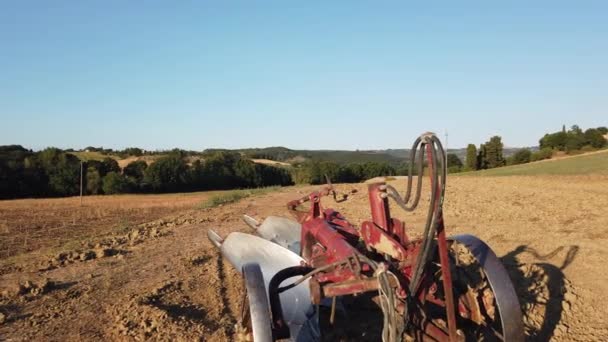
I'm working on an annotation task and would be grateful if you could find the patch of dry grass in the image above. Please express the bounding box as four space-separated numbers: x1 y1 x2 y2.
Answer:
197 186 280 209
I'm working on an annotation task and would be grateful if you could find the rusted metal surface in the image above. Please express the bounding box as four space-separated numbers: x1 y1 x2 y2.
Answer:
437 222 458 340
360 221 408 261
368 183 392 233
323 275 400 298
322 278 381 297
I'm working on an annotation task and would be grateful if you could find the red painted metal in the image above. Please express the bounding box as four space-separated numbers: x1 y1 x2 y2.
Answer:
285 170 457 340
360 221 408 261
425 143 458 341
368 183 392 233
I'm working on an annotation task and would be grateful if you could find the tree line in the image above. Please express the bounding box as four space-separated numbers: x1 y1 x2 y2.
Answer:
0 148 293 199
292 161 397 184
2 124 605 198
0 147 402 199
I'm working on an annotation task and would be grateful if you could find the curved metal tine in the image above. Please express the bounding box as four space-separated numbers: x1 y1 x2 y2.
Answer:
242 263 274 342
256 216 302 254
206 229 223 249
221 232 313 341
243 214 260 230
452 234 525 342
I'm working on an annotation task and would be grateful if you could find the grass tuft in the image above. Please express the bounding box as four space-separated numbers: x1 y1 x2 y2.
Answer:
197 186 280 209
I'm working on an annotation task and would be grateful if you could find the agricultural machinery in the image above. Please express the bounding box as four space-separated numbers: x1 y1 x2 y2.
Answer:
207 133 523 341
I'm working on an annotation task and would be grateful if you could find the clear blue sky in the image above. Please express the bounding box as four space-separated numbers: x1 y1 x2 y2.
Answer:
1 1 606 151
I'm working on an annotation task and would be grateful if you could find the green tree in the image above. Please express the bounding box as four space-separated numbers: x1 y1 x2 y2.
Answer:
102 172 131 194
124 160 148 182
447 154 463 168
465 144 477 170
38 148 80 196
477 144 487 170
446 154 463 173
234 158 261 187
86 167 102 194
101 157 120 175
318 161 341 184
583 128 607 148
570 124 583 135
257 164 293 186
565 125 586 152
511 149 532 165
540 131 567 151
291 164 312 184
123 147 143 157
483 136 505 169
0 146 48 198
143 155 189 192
197 152 240 189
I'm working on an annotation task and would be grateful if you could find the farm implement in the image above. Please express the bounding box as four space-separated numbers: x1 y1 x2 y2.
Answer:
208 132 523 341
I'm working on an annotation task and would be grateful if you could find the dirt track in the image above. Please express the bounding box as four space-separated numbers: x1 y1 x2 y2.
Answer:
1 175 608 341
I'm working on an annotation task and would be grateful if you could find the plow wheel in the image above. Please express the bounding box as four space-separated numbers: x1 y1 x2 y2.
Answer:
236 263 273 342
409 235 524 341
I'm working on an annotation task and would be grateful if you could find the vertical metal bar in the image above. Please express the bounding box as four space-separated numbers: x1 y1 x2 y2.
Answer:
437 221 458 340
426 143 458 341
368 183 392 234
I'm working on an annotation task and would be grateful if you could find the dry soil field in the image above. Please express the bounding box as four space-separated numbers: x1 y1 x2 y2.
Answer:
1 174 607 341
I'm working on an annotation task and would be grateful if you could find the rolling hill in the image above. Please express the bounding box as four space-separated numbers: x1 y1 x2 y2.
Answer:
461 149 608 176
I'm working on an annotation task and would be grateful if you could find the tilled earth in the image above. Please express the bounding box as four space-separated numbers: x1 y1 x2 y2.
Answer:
1 175 607 341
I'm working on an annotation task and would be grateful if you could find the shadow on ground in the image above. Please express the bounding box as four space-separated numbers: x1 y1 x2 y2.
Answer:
501 245 579 341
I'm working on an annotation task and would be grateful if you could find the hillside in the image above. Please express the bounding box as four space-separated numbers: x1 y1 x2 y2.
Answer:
204 146 535 166
205 147 405 165
461 149 608 176
384 146 538 163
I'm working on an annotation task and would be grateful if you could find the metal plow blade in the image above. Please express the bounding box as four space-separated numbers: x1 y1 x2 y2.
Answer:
243 215 302 254
207 230 314 341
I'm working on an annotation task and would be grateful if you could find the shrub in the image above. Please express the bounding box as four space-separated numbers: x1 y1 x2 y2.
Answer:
198 187 279 209
511 149 532 165
447 154 463 168
580 145 597 153
531 148 553 162
448 165 462 173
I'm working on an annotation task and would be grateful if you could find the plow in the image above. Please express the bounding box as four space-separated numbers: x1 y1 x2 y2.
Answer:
208 133 523 341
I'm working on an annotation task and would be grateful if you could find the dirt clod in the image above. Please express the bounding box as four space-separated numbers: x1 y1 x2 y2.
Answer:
16 278 53 297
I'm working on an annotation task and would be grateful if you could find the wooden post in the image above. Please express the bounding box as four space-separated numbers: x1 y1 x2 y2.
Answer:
80 161 83 206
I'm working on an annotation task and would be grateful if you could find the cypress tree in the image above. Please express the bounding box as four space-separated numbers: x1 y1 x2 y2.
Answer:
465 144 477 170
